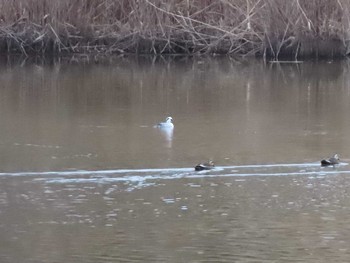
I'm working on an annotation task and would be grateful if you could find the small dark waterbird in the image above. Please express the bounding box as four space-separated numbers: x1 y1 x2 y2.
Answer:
195 160 215 171
321 154 340 166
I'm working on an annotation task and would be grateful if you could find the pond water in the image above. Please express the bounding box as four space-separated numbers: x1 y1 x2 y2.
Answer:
1 56 350 262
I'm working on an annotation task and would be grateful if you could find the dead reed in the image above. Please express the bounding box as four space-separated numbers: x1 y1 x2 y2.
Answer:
0 0 348 59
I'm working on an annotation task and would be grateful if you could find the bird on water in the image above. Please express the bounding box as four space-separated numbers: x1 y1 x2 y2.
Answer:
321 154 340 166
195 160 215 171
156 117 174 128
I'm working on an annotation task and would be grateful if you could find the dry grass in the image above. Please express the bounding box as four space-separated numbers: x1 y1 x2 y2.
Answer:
0 0 348 59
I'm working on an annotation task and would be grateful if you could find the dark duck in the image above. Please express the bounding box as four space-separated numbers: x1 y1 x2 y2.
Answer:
321 154 340 166
195 160 215 171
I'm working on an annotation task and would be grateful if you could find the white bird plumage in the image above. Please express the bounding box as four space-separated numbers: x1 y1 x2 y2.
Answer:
156 116 174 128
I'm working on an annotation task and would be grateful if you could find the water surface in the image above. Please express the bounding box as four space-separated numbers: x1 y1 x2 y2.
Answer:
1 56 350 262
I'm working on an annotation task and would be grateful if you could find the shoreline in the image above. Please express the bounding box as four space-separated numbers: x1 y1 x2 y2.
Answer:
1 37 347 60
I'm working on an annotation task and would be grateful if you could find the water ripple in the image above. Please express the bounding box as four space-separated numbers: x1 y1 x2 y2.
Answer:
0 162 347 192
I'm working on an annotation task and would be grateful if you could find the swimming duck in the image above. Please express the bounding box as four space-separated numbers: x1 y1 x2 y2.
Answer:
156 117 174 128
321 154 340 166
195 160 215 171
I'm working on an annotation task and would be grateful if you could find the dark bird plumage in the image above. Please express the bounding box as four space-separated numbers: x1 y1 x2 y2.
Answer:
321 154 340 166
195 160 215 171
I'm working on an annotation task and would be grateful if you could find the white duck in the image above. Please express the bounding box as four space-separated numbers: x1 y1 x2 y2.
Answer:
156 117 174 128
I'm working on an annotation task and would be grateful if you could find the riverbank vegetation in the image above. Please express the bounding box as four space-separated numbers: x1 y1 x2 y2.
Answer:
0 0 349 59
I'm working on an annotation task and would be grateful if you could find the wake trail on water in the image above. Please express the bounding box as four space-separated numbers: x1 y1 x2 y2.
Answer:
0 162 347 185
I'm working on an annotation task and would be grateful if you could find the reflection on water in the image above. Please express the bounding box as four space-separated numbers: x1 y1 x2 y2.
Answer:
0 56 349 171
156 127 174 148
1 56 350 262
